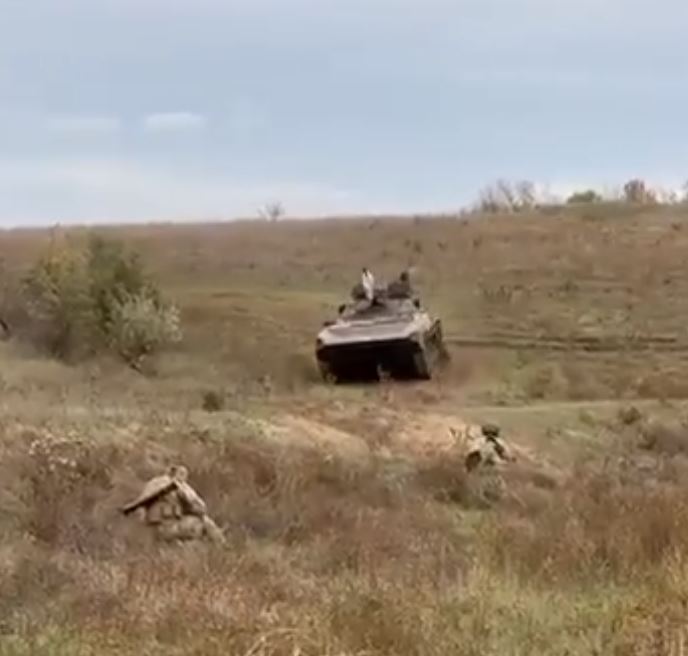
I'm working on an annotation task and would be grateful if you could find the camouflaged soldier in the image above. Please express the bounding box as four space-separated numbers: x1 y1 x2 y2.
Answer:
387 270 413 300
465 423 514 471
450 423 514 506
450 423 514 472
121 465 225 544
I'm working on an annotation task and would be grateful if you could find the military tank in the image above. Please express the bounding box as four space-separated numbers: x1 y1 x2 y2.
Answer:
315 281 449 383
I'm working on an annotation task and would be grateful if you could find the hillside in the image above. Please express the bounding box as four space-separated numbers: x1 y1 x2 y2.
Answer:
2 204 688 654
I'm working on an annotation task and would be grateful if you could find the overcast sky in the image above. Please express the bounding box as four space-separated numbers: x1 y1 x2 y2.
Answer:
1 0 687 225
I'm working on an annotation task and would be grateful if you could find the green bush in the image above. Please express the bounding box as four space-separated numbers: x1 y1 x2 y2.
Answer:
21 240 95 358
566 189 603 204
19 232 182 366
107 289 182 369
0 258 21 339
86 235 155 339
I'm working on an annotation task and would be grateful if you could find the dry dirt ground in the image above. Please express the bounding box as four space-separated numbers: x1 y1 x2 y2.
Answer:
3 205 688 654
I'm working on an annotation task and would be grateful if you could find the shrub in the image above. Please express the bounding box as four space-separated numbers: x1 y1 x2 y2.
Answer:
202 389 225 412
623 178 657 204
106 289 183 369
476 179 538 214
567 189 603 204
18 232 182 366
0 258 20 339
86 235 156 340
21 432 116 548
20 240 95 359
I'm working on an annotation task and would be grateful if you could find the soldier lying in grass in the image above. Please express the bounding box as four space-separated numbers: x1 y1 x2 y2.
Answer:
121 464 225 544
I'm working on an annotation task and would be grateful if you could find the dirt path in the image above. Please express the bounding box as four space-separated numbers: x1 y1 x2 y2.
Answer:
458 398 686 413
4 391 673 479
276 390 687 481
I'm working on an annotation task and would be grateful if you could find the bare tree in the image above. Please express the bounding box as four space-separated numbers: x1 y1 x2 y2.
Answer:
515 180 537 209
476 179 538 213
653 186 679 204
623 178 657 204
259 201 285 222
681 180 688 204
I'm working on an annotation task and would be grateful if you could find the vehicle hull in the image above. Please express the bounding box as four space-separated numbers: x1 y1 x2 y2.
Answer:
316 320 448 383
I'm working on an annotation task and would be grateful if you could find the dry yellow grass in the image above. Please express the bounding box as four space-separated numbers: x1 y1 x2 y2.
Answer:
3 204 688 653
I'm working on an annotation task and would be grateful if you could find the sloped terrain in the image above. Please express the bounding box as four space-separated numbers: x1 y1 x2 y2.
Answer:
3 381 688 655
3 206 688 653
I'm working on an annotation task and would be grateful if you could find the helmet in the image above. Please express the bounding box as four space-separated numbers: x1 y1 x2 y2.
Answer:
481 423 501 439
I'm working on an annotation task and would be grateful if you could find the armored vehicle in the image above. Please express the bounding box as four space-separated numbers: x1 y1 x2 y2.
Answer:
315 282 449 383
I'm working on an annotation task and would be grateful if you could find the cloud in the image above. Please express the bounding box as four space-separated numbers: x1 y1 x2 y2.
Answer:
142 112 207 133
44 115 121 134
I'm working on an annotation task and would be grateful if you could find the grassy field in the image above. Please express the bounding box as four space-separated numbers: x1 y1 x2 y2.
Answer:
3 203 688 654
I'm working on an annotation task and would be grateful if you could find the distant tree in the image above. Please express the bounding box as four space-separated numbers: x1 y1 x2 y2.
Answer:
515 180 536 209
476 180 512 213
653 187 679 204
19 233 182 367
476 179 538 213
681 180 688 203
623 178 657 204
259 201 285 222
566 189 603 204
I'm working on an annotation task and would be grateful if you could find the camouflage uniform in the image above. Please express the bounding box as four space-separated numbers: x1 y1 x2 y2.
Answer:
465 424 514 506
452 423 514 505
122 465 225 544
464 424 513 472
